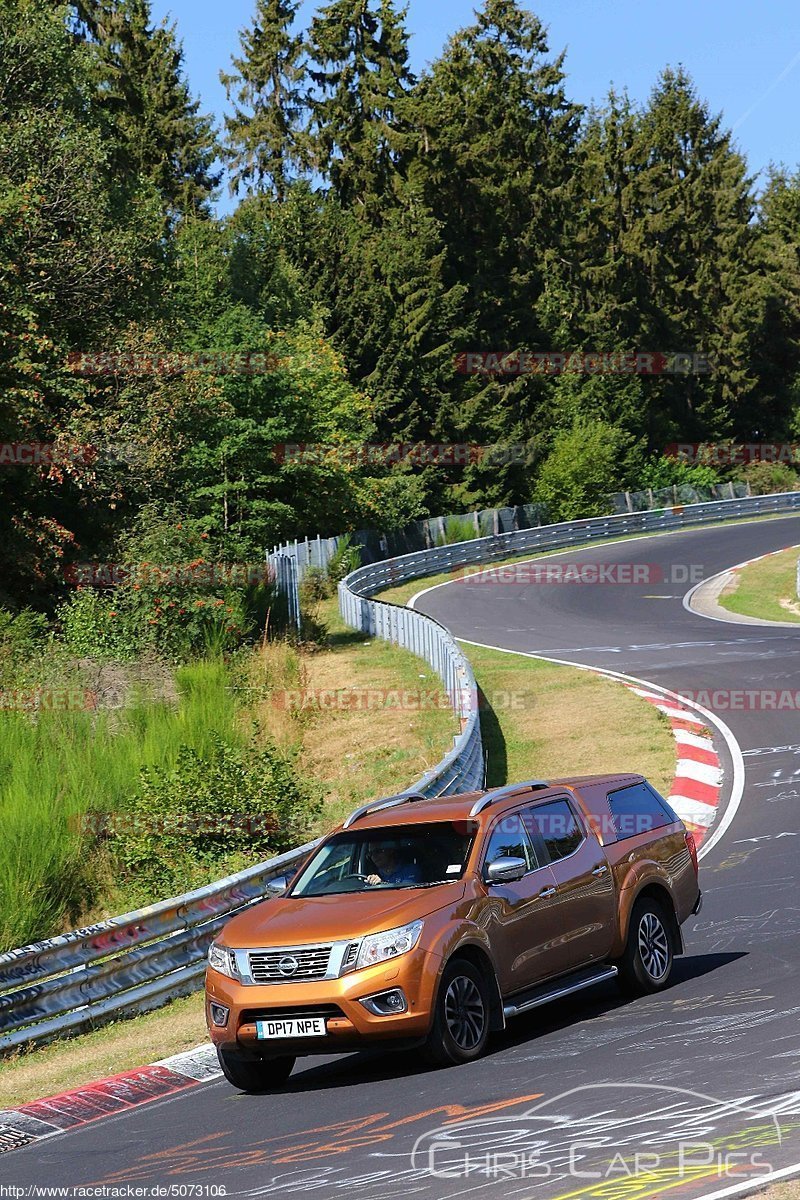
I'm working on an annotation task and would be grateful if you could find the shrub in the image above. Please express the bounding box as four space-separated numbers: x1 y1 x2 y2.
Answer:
326 534 360 585
107 734 323 900
638 453 724 492
739 461 799 495
533 419 635 522
58 511 266 660
299 565 333 606
434 514 478 546
0 608 49 687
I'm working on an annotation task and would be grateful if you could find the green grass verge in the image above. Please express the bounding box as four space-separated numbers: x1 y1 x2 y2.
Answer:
466 642 675 795
0 660 243 950
718 546 800 623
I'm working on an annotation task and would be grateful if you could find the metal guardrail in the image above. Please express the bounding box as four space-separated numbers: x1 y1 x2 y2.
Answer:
0 844 316 1054
340 491 800 596
3 489 799 1053
337 586 484 800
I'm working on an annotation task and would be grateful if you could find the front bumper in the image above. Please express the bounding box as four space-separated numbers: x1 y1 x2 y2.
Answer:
206 947 441 1058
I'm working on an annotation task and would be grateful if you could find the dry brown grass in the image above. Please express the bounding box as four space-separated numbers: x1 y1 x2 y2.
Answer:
466 642 675 795
296 602 459 828
753 1182 800 1200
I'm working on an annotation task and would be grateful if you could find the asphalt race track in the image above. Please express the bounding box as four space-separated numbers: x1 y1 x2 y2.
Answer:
6 514 800 1199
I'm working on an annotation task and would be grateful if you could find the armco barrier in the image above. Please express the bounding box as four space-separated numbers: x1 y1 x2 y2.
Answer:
0 843 315 1054
340 491 800 598
3 490 799 1053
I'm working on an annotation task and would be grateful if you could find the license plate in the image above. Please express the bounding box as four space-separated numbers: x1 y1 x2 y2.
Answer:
256 1017 327 1040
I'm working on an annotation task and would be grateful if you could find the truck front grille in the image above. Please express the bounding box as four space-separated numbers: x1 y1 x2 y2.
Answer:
248 945 333 983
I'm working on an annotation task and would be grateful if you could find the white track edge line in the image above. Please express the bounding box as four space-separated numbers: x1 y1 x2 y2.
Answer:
441 635 744 862
692 1159 800 1200
683 543 800 626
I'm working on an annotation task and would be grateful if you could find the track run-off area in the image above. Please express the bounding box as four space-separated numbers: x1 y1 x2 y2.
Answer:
6 514 800 1200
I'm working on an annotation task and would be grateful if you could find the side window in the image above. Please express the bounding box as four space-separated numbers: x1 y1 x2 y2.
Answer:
530 799 583 862
608 783 673 840
483 812 538 873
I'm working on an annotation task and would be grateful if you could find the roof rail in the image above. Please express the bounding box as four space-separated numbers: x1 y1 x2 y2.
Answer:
469 779 550 818
342 791 429 830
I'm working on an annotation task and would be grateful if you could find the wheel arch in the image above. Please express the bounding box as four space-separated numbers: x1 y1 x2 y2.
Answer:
443 941 506 1032
625 881 684 956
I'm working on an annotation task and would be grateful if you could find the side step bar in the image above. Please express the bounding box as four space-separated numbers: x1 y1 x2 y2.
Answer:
503 965 618 1020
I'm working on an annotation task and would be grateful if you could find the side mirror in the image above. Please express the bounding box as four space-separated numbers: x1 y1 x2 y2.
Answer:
485 856 527 885
267 875 290 895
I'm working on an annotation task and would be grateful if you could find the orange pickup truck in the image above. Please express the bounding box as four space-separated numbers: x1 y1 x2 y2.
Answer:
206 774 701 1091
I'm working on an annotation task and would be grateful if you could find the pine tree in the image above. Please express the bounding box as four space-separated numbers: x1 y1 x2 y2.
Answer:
73 0 219 216
411 0 581 346
408 0 581 483
221 0 307 200
636 68 758 442
307 0 415 209
751 169 800 436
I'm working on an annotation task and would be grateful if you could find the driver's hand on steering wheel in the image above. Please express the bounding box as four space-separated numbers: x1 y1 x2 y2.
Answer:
366 874 382 886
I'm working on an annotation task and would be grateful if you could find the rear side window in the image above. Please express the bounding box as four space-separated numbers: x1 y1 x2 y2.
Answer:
608 783 673 841
529 799 583 862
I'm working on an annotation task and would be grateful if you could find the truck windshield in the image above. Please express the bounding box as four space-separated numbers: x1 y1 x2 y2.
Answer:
290 822 477 896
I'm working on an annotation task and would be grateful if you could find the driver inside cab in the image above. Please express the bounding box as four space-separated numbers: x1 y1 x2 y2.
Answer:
365 841 422 887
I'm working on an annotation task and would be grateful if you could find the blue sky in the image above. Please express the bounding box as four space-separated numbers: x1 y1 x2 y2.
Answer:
151 0 800 213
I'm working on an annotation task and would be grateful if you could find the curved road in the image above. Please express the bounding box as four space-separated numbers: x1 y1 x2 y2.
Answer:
7 515 800 1199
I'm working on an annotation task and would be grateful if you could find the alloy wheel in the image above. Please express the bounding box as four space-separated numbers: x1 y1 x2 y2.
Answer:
638 911 670 980
444 974 486 1050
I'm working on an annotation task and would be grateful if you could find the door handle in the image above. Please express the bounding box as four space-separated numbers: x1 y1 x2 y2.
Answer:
591 865 609 877
537 886 557 898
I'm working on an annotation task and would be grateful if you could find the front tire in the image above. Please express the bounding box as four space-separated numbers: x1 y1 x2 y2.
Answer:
617 898 674 995
423 958 491 1067
217 1048 295 1092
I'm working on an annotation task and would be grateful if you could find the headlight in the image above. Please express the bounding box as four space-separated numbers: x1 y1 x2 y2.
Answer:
207 942 239 979
355 920 423 971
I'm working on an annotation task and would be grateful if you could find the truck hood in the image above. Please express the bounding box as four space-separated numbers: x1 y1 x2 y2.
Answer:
221 882 466 948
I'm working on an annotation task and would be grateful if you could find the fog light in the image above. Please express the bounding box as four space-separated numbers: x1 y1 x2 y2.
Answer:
210 1002 230 1027
359 988 408 1016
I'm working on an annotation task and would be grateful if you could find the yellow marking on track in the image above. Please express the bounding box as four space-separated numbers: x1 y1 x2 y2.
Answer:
544 1166 759 1200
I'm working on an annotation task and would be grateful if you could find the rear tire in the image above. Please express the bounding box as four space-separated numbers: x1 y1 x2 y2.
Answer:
617 897 674 995
423 958 491 1067
217 1048 295 1092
